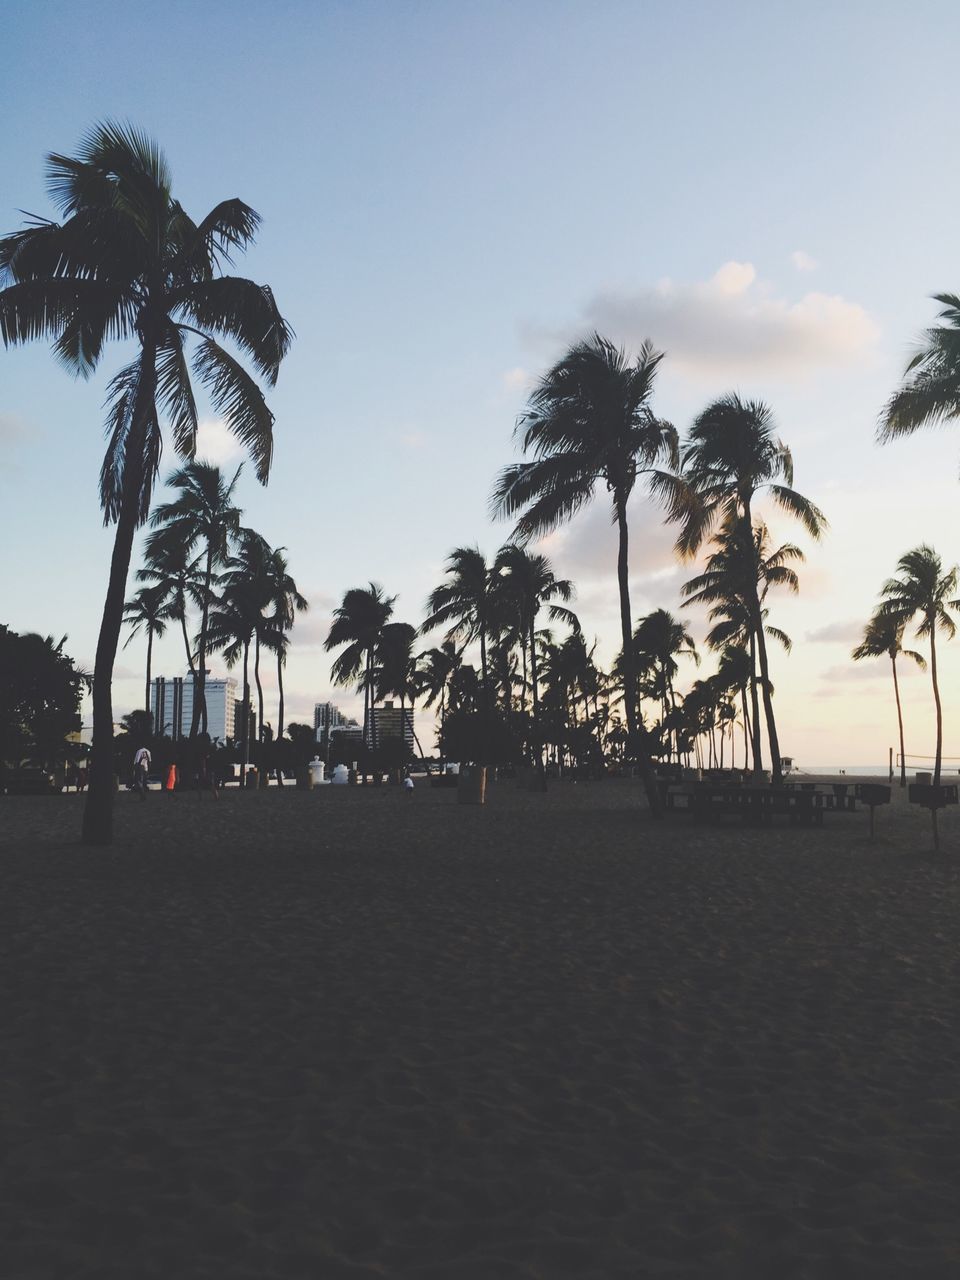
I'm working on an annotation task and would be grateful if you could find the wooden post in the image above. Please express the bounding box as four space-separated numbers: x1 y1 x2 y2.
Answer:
889 747 893 782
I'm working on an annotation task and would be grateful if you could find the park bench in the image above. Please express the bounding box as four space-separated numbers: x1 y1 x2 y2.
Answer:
666 782 825 826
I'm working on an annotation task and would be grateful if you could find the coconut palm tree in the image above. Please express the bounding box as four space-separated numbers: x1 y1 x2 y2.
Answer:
423 548 497 691
853 611 926 788
680 399 824 784
491 335 690 813
136 539 206 679
880 294 960 452
263 545 308 748
493 543 577 777
122 585 174 714
146 462 243 737
630 609 699 763
682 517 799 777
877 546 958 787
0 123 291 843
206 577 264 784
416 640 461 763
325 584 396 764
225 528 280 752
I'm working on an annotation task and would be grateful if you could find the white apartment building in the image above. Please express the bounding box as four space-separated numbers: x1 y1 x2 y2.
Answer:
152 673 238 743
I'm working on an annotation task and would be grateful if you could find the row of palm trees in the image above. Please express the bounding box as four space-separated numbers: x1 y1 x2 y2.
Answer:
4 124 960 840
122 460 307 772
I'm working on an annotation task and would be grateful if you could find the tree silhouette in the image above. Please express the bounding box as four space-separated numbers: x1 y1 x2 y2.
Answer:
0 123 291 842
492 335 689 813
853 610 926 787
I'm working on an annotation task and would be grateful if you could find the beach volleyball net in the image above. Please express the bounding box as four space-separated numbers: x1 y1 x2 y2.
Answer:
896 752 960 773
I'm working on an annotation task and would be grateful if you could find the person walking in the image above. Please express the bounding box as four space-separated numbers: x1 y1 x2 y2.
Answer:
133 745 151 800
165 760 178 796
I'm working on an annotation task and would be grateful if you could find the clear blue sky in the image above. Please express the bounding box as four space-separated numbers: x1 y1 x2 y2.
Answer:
3 0 960 765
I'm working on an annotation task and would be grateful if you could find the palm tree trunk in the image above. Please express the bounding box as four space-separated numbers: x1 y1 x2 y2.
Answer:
276 650 286 787
529 620 546 788
190 542 215 739
241 637 251 785
180 613 197 678
892 654 907 788
615 500 661 816
747 632 763 777
740 685 751 771
254 631 265 749
145 627 153 713
931 626 943 788
755 620 782 783
83 349 156 846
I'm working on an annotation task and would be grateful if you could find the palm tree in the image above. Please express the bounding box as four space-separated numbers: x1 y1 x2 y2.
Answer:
416 640 461 764
493 543 577 778
136 539 205 679
491 335 690 813
880 294 960 451
226 528 277 752
0 123 291 843
377 621 420 763
263 546 308 749
206 577 263 784
423 548 496 691
853 611 926 788
877 546 958 787
122 585 174 714
630 609 699 763
325 584 396 766
680 396 825 783
146 462 243 737
682 517 799 777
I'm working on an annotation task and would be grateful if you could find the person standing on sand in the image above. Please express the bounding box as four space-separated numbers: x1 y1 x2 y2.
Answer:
165 760 177 796
133 746 151 800
195 735 219 801
403 774 415 797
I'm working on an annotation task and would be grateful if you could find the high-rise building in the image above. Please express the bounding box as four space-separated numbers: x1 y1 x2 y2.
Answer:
151 673 237 742
314 701 348 734
370 700 415 750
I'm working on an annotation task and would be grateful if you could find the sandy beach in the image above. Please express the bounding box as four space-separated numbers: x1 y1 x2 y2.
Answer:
4 777 960 1278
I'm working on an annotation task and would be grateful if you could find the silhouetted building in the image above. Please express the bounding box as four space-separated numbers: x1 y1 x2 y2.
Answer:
370 700 414 750
151 673 237 742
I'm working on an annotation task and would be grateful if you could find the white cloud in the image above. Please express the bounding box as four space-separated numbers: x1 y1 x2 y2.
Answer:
532 260 878 381
195 418 244 467
0 411 28 443
791 250 819 272
501 367 529 391
806 620 864 645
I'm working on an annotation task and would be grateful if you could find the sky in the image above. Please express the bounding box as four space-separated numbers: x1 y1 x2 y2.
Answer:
3 0 960 768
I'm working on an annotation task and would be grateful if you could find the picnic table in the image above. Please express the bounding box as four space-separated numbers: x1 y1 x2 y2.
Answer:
663 781 854 826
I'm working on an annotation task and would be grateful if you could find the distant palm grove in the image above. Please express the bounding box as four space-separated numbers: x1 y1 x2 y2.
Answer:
2 125 960 841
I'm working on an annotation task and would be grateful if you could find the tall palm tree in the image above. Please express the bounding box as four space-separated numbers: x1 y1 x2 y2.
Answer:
227 528 276 750
682 517 799 776
416 640 461 763
491 335 689 813
493 543 577 777
680 396 825 783
877 546 958 787
422 548 497 694
263 545 308 748
136 539 206 679
146 462 243 737
122 585 174 714
880 294 960 451
206 577 263 784
630 608 699 763
325 584 396 762
0 123 291 843
852 611 926 788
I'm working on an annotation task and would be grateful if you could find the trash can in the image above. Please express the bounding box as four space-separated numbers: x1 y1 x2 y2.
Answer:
309 757 325 788
458 765 487 806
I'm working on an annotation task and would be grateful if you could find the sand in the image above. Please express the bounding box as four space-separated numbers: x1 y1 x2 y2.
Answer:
3 777 960 1278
